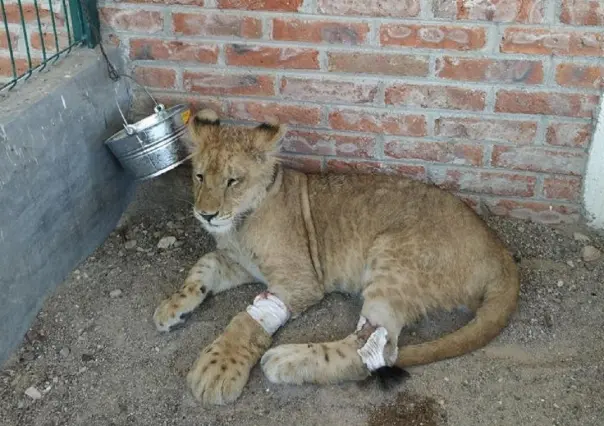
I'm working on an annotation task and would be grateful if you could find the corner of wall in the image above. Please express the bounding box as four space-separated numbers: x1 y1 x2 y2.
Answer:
583 95 604 229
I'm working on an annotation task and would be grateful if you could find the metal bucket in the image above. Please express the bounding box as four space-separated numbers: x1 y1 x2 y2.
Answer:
105 103 192 181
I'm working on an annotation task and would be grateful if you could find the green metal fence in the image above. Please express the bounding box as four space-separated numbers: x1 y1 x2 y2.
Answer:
0 0 98 91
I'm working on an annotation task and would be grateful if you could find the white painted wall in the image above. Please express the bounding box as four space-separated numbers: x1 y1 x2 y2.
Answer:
584 96 604 229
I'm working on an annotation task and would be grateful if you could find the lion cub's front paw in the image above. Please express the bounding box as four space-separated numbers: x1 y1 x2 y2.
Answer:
153 296 195 332
187 342 252 405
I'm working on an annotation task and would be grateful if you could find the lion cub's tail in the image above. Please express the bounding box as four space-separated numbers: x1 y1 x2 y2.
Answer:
395 255 519 368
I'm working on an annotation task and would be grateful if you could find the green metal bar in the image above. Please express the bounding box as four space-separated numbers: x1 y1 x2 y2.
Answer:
16 0 34 79
1 0 97 90
47 0 61 60
61 0 74 50
1 40 81 91
32 0 48 71
78 0 99 47
0 0 18 87
68 0 84 44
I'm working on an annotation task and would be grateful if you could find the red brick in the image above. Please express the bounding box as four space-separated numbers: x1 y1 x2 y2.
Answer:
495 90 598 118
318 0 420 17
0 31 18 49
277 154 323 173
483 198 579 224
183 72 275 97
218 0 303 11
225 45 319 69
491 146 586 175
327 53 428 77
280 77 378 104
432 169 536 197
546 122 592 148
435 57 543 84
543 175 582 202
30 32 69 51
272 18 369 45
326 160 427 180
434 0 545 23
385 84 485 111
133 67 176 89
0 57 40 77
380 24 486 51
434 117 538 145
172 13 261 38
2 4 58 24
130 39 218 63
100 8 163 33
121 0 204 4
228 101 322 126
555 63 604 89
282 130 377 158
329 109 426 136
501 28 604 56
141 94 225 116
561 0 604 26
384 140 483 166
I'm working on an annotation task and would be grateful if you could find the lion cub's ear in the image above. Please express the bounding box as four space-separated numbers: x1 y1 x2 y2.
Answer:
253 120 287 154
187 108 220 150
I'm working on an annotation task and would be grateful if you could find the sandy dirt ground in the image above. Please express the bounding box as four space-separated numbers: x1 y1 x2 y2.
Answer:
1 166 603 426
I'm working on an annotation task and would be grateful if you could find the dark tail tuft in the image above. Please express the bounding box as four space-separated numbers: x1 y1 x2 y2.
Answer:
372 366 410 390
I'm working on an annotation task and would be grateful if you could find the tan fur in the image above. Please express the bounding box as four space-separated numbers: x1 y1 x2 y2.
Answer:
153 110 520 405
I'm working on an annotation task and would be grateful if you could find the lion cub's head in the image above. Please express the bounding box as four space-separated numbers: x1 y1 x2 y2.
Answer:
185 109 286 234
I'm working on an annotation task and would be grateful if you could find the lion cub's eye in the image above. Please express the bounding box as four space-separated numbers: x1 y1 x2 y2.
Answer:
196 173 204 183
227 178 239 187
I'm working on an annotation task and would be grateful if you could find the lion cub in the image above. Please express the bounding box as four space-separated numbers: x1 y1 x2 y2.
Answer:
153 109 519 405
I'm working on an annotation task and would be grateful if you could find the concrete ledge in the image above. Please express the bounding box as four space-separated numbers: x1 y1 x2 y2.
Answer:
0 50 135 365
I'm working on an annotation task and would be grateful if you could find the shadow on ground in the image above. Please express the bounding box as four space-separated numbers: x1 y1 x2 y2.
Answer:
1 167 603 426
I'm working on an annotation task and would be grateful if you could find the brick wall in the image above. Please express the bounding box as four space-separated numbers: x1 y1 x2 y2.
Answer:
0 1 72 81
99 0 604 223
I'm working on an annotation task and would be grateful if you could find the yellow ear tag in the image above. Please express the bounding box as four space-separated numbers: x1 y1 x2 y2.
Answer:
181 109 191 125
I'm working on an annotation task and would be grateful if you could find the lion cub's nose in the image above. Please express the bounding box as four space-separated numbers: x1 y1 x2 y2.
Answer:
200 212 218 222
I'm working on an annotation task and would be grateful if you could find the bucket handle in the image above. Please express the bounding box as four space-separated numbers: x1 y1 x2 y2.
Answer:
114 80 165 135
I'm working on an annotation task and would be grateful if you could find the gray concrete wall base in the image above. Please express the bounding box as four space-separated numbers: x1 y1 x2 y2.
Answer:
0 51 135 365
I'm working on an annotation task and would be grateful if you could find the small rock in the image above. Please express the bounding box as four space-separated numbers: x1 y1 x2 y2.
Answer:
25 386 42 400
17 401 24 409
59 347 70 357
175 213 186 221
582 245 601 262
166 221 175 229
81 354 94 362
174 241 185 248
157 236 177 249
544 313 554 328
78 367 87 374
557 280 564 288
153 231 161 238
109 289 123 298
566 260 575 268
124 240 137 249
573 232 590 242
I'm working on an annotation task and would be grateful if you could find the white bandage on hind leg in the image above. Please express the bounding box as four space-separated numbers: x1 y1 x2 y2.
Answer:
246 292 290 335
356 316 389 371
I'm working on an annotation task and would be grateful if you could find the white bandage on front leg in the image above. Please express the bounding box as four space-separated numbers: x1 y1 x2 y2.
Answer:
356 316 389 371
246 292 290 335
